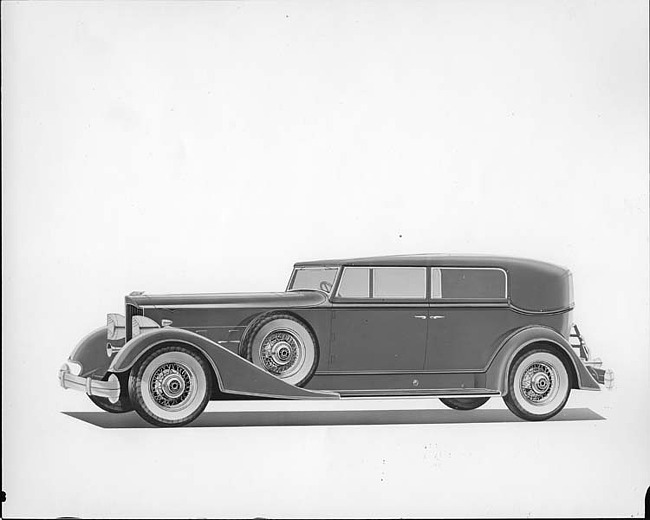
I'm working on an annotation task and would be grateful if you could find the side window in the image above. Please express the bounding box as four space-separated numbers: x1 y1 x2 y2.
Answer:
373 267 426 299
336 267 370 298
438 268 506 299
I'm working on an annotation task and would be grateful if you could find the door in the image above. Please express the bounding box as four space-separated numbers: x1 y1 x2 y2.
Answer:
426 267 513 372
330 266 429 371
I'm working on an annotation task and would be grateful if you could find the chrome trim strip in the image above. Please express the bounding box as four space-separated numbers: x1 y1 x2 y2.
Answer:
336 389 500 398
179 325 246 329
429 302 510 307
332 302 511 309
139 304 315 309
218 387 340 400
315 369 486 375
330 303 434 308
340 393 500 400
215 341 241 347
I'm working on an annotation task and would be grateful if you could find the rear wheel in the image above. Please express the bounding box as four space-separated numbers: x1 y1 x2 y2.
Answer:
440 397 490 411
503 347 571 421
128 345 212 427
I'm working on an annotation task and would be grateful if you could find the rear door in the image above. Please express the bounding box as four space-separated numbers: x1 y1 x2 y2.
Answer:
330 266 429 371
426 267 513 372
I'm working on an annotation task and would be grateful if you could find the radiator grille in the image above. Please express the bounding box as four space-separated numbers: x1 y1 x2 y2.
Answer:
125 303 143 341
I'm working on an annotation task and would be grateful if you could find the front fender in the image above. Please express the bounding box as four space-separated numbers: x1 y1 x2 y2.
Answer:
68 326 112 378
485 326 600 395
109 328 338 400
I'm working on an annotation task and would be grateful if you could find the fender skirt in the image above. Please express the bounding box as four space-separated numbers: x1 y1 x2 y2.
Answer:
108 328 339 400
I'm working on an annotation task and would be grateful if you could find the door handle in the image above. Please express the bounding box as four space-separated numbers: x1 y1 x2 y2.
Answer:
430 315 445 319
413 315 427 320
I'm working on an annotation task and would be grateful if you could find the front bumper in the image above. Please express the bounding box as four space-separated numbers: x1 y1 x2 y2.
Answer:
59 364 121 403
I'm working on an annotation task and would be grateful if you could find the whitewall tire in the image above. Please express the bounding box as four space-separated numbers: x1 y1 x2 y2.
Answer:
129 345 212 427
503 347 571 421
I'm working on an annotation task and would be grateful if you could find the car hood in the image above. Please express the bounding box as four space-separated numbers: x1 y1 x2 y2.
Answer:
126 290 328 309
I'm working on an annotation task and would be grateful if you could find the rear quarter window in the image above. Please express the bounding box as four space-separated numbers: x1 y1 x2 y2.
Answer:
439 268 506 299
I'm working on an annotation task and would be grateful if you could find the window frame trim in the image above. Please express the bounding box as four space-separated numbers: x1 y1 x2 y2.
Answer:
286 265 341 294
333 265 428 302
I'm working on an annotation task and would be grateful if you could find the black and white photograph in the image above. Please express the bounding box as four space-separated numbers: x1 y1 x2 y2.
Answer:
2 0 648 518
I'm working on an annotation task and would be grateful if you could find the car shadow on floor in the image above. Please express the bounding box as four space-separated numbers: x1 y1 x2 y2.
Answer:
62 407 605 429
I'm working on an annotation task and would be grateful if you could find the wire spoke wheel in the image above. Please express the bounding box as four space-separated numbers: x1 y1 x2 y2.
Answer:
149 362 194 410
246 315 319 387
129 346 212 427
504 348 571 421
519 362 559 405
259 329 305 378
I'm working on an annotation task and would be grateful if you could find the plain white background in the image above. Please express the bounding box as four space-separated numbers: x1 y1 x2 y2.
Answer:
2 0 648 517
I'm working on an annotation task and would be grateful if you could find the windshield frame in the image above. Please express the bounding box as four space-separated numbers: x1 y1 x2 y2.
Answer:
286 266 341 295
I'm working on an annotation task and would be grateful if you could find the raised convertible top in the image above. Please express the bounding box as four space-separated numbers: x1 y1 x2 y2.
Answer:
294 254 573 313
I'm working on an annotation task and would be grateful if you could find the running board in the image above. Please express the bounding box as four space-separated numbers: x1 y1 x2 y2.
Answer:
336 388 501 399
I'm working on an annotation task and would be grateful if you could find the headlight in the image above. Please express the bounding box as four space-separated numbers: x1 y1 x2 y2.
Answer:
132 316 160 337
65 361 82 376
107 313 126 341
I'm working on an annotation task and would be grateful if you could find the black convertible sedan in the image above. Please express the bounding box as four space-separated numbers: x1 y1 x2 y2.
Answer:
59 254 613 427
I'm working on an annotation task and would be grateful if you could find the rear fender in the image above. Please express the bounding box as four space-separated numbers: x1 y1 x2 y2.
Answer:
485 326 600 395
109 327 338 400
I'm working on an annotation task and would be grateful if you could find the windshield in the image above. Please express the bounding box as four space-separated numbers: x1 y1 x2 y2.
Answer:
288 267 338 294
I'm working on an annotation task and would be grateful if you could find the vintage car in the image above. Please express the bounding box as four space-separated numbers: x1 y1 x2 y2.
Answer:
59 254 613 427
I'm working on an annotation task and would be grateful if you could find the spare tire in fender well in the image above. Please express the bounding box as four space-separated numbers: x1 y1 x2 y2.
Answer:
239 311 320 387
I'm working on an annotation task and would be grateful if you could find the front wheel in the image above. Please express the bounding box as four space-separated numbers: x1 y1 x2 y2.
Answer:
128 345 212 427
503 347 571 421
440 397 490 411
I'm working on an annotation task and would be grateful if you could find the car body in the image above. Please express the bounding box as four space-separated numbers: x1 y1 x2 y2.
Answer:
59 254 613 426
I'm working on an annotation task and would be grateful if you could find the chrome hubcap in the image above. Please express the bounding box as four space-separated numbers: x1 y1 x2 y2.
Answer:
260 330 304 377
520 362 557 405
271 341 293 365
150 363 192 408
161 373 185 398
